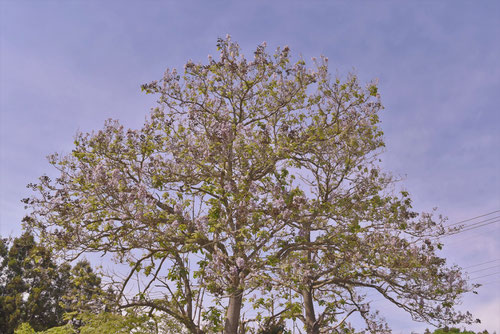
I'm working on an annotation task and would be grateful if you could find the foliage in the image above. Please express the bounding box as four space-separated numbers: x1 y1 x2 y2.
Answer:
23 36 475 333
15 311 160 334
425 328 491 334
0 233 105 334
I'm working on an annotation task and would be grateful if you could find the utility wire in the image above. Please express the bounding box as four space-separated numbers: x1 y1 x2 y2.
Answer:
454 215 500 228
419 219 498 245
471 271 500 280
363 260 500 301
455 219 500 233
343 212 500 303
464 259 500 269
467 265 500 274
443 226 499 246
442 219 500 238
447 210 500 227
413 212 500 244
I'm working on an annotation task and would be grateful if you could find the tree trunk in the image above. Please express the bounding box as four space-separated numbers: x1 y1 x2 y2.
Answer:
301 226 319 334
224 290 243 334
302 287 319 334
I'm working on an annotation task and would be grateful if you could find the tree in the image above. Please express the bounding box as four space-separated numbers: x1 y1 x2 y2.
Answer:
425 328 491 334
15 311 164 334
0 233 104 334
23 36 475 333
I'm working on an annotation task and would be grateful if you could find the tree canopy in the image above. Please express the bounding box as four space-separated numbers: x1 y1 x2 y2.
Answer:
23 36 476 333
425 328 491 334
15 311 162 334
0 233 105 334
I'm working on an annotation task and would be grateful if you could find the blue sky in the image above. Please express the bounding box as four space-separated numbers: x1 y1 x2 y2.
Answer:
1 1 499 332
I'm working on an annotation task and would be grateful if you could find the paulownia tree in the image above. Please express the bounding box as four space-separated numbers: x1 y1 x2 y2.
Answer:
23 36 475 333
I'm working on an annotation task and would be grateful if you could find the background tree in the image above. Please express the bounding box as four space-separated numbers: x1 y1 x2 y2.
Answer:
425 328 491 334
23 37 475 333
0 233 105 334
15 311 167 334
62 260 107 315
0 236 10 330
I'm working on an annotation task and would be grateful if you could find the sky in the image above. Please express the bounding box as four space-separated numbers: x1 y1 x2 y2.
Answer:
1 1 499 332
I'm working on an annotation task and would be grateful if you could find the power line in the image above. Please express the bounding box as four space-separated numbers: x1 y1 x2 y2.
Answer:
467 265 500 274
416 211 500 244
456 219 500 233
362 260 500 301
464 259 500 269
457 215 500 228
447 210 500 227
471 271 500 280
442 226 500 246
442 219 500 237
336 212 500 303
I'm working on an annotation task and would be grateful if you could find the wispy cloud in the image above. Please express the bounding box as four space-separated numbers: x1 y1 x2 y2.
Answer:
1 0 499 331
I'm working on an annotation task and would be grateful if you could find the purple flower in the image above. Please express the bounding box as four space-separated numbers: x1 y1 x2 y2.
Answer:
230 266 238 276
272 198 285 209
236 257 245 269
